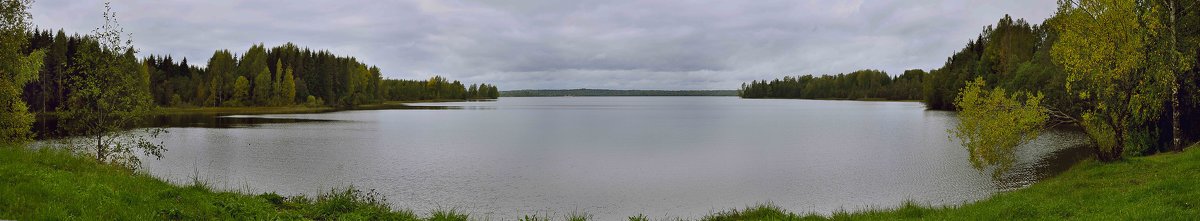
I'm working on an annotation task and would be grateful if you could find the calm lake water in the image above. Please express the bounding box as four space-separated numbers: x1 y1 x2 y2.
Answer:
102 97 1091 219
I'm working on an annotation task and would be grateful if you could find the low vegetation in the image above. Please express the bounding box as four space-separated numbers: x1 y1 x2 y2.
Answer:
0 146 432 220
703 144 1200 220
3 144 1197 220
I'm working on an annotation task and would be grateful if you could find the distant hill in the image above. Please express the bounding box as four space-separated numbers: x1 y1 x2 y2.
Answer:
501 89 738 97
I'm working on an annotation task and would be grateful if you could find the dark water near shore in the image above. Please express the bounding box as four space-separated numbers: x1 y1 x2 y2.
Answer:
40 97 1093 219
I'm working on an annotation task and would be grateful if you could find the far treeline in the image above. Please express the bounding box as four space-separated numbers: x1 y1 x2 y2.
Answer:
744 1 1200 173
1 0 498 166
502 89 738 97
20 32 498 111
738 69 925 100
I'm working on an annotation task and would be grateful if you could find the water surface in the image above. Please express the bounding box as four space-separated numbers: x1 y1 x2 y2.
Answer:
126 97 1089 219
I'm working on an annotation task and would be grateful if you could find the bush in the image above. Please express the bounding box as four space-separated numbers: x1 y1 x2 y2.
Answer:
304 95 325 107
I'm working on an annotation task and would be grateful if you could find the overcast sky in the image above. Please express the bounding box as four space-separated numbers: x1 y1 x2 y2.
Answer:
28 0 1056 90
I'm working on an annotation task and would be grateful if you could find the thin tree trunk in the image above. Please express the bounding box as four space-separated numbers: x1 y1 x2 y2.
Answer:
1106 116 1126 162
1169 0 1184 151
95 135 104 162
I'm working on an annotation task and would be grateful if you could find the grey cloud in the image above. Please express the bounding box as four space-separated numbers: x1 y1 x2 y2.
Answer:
28 0 1056 90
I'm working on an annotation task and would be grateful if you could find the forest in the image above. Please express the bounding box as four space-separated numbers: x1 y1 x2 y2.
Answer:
18 30 498 113
743 1 1200 167
738 69 925 100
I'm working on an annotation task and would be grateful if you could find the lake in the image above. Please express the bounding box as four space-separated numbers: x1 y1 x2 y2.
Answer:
121 97 1089 219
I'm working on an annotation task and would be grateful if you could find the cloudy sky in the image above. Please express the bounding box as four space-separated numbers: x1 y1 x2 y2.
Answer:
28 0 1056 90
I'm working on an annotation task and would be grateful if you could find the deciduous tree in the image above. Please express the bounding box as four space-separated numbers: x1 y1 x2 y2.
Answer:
59 2 163 168
1051 0 1174 161
952 78 1048 176
0 0 43 145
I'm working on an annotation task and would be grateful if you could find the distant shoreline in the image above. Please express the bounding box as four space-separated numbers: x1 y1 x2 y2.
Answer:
502 89 738 97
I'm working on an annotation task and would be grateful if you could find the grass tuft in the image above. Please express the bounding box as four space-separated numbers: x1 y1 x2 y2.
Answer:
429 208 469 221
565 211 593 221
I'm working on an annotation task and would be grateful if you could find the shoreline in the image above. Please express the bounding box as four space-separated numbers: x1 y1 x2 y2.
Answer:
2 144 1194 220
30 99 494 118
740 97 924 102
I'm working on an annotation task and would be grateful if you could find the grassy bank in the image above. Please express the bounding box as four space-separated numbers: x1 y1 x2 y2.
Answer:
704 145 1200 220
0 146 439 220
2 145 1197 220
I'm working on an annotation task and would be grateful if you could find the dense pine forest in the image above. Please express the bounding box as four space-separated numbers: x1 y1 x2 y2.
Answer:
19 30 498 112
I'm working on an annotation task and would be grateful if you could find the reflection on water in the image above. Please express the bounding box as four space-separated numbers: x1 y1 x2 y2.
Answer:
992 128 1094 190
37 97 1094 220
32 114 333 139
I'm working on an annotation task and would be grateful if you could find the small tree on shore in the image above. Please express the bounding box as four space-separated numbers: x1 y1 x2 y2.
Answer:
59 2 164 168
952 78 1049 177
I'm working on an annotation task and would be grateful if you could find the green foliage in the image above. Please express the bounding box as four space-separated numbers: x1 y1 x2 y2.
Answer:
236 44 268 86
565 211 593 221
702 204 818 221
58 2 164 169
205 49 236 106
0 0 42 145
0 147 422 220
952 78 1048 176
1124 127 1158 157
466 83 501 99
739 69 921 100
1081 113 1118 156
252 66 272 106
428 209 469 221
168 93 184 107
230 76 249 107
304 95 324 108
273 59 296 105
280 64 296 105
20 34 493 110
4 143 1200 221
627 214 649 221
1052 0 1174 161
700 145 1200 220
303 187 417 220
520 214 551 221
923 15 1054 110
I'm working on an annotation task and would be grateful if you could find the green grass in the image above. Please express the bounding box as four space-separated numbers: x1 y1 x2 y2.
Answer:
2 145 1198 220
702 145 1200 220
0 146 430 220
